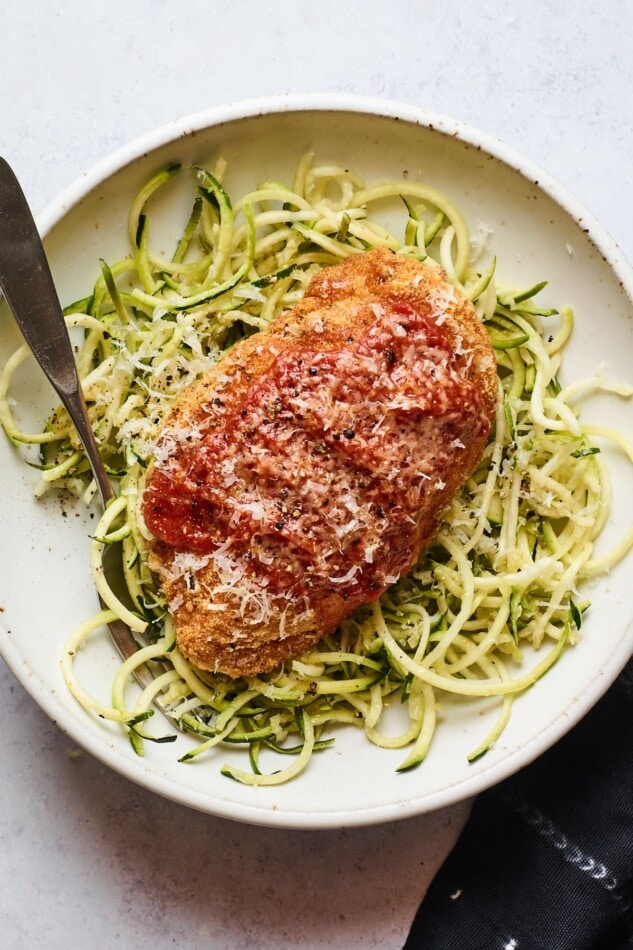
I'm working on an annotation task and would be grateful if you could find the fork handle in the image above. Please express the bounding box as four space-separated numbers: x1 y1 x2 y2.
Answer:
0 159 185 730
0 157 113 506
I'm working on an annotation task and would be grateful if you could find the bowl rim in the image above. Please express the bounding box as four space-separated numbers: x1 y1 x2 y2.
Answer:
3 92 632 828
40 93 633 302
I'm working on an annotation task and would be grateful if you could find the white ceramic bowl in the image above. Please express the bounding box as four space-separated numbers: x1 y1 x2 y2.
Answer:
1 95 632 828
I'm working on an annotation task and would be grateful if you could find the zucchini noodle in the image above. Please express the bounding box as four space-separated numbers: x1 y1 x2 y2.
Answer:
2 155 632 785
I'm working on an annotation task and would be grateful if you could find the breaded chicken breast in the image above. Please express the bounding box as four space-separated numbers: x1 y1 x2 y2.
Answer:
142 249 498 676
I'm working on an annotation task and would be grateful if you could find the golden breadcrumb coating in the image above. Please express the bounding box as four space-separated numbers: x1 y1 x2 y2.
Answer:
144 249 498 676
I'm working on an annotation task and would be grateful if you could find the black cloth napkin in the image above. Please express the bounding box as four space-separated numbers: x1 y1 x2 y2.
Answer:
405 659 633 949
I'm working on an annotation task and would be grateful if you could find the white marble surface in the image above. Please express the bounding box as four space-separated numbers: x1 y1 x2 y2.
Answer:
1 2 631 948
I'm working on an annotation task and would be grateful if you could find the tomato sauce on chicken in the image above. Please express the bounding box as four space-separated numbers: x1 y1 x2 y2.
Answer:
144 296 489 601
143 250 498 676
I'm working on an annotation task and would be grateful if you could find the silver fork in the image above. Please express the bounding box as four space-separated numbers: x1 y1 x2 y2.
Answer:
0 156 182 731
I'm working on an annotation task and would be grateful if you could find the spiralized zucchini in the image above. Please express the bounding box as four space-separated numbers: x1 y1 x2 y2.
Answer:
2 155 633 786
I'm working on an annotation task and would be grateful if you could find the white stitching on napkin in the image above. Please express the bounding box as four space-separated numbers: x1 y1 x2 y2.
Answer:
497 789 626 903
